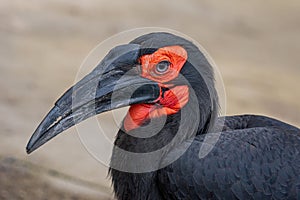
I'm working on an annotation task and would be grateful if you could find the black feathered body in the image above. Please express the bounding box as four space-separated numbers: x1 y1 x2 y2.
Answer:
110 115 300 200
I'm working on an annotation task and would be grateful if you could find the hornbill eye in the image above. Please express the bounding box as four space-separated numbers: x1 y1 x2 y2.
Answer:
155 60 170 74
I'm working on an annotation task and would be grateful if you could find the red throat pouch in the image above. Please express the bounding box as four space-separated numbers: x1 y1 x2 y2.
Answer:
124 85 189 132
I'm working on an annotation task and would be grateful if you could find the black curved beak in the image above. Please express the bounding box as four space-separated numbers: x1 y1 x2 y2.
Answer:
26 44 160 154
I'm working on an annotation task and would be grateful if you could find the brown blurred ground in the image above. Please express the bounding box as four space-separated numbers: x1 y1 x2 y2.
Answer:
0 0 299 199
0 157 112 199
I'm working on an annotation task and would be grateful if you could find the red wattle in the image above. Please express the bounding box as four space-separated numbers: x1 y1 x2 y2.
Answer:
124 86 189 132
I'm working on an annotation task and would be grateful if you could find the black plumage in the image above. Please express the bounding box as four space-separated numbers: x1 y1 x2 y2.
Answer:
158 115 300 199
110 115 300 200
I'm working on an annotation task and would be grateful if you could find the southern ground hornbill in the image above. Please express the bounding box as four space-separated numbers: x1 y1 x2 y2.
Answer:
27 32 300 199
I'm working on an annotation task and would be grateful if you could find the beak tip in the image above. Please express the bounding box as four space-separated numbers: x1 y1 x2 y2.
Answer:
26 148 31 154
26 133 41 154
25 105 62 155
26 141 35 154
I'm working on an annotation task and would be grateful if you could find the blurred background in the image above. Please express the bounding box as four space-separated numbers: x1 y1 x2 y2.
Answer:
1 0 299 199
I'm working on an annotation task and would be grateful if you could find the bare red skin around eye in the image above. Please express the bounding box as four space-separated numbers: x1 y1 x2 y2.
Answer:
139 46 188 83
123 46 189 132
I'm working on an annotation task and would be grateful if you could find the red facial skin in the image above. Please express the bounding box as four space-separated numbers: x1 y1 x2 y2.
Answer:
124 46 189 132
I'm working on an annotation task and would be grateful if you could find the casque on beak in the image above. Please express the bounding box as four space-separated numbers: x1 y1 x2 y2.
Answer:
26 44 160 154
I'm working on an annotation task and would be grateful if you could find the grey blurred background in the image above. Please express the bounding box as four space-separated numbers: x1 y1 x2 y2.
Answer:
0 0 299 199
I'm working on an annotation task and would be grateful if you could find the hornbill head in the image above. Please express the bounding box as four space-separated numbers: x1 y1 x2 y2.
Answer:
26 32 218 155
